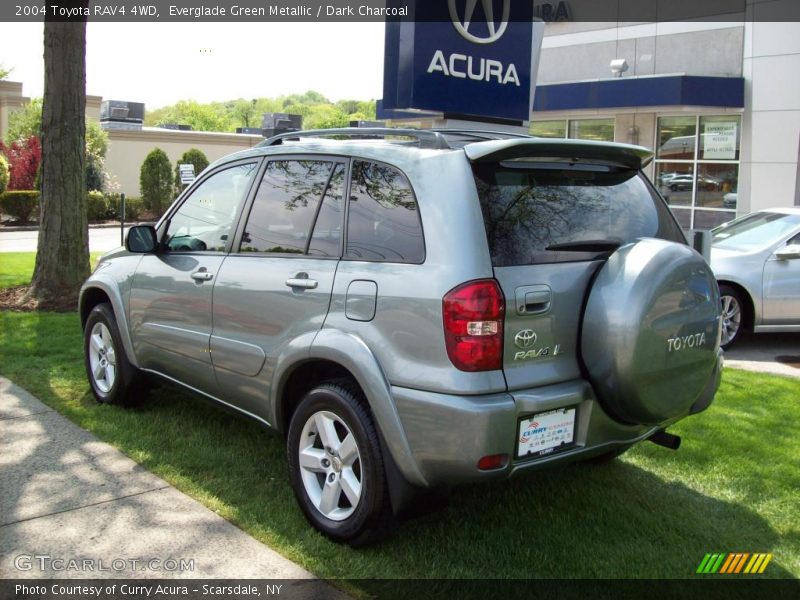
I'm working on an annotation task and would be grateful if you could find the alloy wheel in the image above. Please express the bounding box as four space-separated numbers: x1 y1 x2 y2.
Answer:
297 410 362 521
720 294 742 347
88 322 117 393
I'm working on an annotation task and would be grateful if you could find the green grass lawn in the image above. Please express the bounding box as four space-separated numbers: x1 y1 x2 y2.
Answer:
0 253 798 585
0 251 103 289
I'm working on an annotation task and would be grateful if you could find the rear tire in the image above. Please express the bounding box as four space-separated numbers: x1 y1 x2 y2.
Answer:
719 284 745 349
287 381 394 546
83 303 142 406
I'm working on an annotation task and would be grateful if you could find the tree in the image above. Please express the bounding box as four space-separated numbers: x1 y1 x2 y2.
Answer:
174 148 209 196
150 100 233 132
4 98 43 144
0 63 11 80
5 97 109 193
140 148 173 216
28 5 90 307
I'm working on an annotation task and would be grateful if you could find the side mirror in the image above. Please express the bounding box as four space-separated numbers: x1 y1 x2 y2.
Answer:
775 243 800 261
126 225 158 253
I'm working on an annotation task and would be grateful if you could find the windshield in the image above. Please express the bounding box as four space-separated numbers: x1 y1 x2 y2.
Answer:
473 163 685 266
712 212 800 251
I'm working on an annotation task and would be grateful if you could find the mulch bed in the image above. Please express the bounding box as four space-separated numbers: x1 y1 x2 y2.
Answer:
0 285 78 312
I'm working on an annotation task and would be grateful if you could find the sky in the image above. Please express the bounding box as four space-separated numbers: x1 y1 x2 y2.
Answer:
0 22 386 108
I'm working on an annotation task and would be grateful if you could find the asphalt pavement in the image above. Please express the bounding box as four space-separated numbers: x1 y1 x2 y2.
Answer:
0 376 348 592
724 332 800 379
0 224 128 254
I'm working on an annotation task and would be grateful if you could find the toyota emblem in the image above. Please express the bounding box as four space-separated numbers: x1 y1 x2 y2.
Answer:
514 329 537 349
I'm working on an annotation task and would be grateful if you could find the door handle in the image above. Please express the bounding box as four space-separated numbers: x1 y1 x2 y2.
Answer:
286 276 318 290
191 269 214 282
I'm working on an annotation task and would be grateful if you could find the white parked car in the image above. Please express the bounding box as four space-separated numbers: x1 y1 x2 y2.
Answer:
710 207 800 348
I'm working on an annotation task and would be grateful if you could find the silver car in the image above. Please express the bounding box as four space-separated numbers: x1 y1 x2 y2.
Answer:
710 207 800 348
80 129 723 545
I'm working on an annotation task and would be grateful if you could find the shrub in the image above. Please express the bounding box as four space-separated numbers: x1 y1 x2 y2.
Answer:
174 148 209 196
0 154 9 195
105 194 144 222
0 190 39 222
140 148 173 215
0 136 41 190
86 190 108 221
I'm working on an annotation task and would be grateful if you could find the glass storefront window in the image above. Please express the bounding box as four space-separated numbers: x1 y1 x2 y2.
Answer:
655 163 694 207
696 163 739 209
569 118 615 142
530 118 615 141
657 116 696 160
670 207 692 230
530 120 567 138
699 116 740 161
654 115 741 229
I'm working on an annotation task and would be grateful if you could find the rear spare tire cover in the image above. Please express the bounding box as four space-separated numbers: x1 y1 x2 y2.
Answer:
581 238 721 425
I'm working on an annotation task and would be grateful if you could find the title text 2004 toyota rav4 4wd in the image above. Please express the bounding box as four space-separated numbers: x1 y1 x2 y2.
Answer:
80 129 723 545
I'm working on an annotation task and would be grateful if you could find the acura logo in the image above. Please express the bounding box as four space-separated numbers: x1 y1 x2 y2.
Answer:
514 329 537 349
449 0 510 44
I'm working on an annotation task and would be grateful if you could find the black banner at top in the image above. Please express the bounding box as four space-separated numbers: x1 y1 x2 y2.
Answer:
2 0 800 23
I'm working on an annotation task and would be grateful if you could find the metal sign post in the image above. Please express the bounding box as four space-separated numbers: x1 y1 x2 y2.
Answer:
120 193 126 246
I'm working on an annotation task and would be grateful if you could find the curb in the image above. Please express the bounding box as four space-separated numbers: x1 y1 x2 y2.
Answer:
1 222 156 232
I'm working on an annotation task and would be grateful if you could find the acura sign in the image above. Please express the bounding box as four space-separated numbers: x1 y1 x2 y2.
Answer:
382 0 545 122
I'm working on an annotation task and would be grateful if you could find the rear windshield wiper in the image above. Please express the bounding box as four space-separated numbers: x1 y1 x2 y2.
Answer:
546 239 623 252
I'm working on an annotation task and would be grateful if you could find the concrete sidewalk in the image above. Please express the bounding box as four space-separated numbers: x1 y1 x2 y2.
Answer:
0 377 346 594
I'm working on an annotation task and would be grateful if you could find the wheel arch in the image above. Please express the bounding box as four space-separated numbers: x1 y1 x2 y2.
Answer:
717 279 757 330
271 329 428 488
79 278 139 368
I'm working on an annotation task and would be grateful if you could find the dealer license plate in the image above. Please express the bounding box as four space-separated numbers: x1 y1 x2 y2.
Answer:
517 407 576 458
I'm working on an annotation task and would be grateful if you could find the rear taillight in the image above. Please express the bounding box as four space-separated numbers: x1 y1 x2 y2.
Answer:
443 279 504 372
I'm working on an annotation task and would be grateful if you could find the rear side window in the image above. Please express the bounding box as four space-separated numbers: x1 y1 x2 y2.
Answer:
241 160 342 255
473 163 684 266
346 161 424 263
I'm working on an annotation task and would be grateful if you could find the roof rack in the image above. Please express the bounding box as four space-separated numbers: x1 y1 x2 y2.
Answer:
426 128 532 141
258 128 451 150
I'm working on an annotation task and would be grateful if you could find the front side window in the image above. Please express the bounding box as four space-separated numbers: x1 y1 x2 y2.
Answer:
240 160 344 255
164 163 257 252
346 161 424 263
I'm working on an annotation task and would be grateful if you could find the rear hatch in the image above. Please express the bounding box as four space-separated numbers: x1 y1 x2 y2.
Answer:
466 139 686 391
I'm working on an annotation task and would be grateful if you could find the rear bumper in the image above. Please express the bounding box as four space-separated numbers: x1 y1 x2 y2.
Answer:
392 355 722 486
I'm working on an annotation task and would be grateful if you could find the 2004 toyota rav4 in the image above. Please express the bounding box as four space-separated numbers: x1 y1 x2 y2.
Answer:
80 129 723 545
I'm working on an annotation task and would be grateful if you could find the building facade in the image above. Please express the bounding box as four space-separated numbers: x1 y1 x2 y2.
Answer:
532 18 800 229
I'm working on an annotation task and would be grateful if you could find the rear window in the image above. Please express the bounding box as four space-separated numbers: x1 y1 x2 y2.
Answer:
473 163 684 266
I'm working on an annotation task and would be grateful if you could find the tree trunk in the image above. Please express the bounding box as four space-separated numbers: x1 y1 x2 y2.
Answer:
28 4 90 308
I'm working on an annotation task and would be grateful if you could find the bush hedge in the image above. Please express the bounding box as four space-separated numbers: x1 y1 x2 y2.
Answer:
0 154 9 195
0 190 148 224
105 193 144 222
86 190 108 221
0 190 39 222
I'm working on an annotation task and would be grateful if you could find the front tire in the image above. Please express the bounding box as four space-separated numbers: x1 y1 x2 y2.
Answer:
719 284 745 349
287 381 393 546
83 303 140 406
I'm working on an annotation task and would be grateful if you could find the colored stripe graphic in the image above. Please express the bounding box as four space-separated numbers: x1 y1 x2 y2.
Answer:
698 553 773 575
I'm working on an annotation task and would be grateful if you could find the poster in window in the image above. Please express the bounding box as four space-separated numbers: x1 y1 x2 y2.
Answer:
703 122 737 160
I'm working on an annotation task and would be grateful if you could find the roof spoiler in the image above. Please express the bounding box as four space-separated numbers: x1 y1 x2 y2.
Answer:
464 138 654 170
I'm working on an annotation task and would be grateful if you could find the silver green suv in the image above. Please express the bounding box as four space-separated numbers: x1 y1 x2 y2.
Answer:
80 129 723 545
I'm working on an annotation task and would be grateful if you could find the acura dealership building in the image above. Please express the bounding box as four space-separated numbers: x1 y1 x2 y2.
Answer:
531 16 800 230
381 1 800 230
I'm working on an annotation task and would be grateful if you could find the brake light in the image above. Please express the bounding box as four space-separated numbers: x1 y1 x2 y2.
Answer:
443 279 504 371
